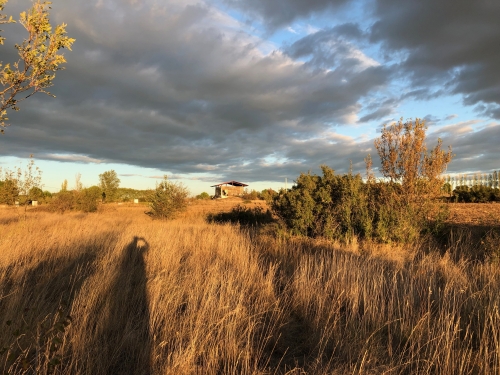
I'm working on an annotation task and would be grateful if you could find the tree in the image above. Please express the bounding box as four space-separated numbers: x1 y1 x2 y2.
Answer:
0 177 18 204
0 0 74 133
147 176 188 219
60 179 68 192
29 186 43 201
75 186 101 212
442 182 452 197
196 192 210 200
374 118 453 200
99 170 120 202
74 173 82 192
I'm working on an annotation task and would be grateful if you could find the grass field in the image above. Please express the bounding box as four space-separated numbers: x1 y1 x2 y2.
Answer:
1 200 499 374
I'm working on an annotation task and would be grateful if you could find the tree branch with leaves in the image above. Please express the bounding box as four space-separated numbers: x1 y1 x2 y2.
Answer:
0 0 74 133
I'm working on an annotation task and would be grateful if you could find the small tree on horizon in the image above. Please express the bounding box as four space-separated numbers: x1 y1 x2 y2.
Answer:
99 170 120 202
148 176 188 220
374 118 453 201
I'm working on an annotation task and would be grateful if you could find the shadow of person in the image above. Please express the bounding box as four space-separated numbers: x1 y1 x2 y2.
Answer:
98 236 152 375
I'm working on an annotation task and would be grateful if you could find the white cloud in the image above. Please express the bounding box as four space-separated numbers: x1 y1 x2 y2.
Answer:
44 154 103 164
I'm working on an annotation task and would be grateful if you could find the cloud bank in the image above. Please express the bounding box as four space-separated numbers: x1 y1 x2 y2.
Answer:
1 0 498 185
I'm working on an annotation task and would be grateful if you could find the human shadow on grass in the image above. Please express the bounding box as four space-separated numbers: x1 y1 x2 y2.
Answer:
89 236 152 375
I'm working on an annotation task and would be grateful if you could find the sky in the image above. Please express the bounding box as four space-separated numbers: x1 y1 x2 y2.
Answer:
1 0 499 195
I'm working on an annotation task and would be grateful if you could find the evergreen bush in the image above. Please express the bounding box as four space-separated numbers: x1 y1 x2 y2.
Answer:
147 176 188 219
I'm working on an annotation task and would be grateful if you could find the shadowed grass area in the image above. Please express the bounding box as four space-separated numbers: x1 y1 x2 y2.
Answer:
0 204 499 374
207 204 274 226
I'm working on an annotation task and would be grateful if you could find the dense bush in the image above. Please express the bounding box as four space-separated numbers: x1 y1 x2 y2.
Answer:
241 189 261 200
0 179 18 205
453 185 500 203
49 191 76 213
75 188 101 212
196 192 211 200
271 166 446 243
147 176 189 219
260 188 277 202
48 187 101 213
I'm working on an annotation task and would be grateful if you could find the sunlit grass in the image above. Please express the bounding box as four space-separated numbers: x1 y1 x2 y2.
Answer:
0 202 499 374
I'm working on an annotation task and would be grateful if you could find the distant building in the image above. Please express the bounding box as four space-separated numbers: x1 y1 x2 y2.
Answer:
211 181 248 198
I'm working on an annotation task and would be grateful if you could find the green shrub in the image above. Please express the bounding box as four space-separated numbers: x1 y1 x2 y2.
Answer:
260 188 277 202
75 188 100 212
28 186 44 202
453 185 500 203
43 190 53 203
196 192 211 200
271 166 445 243
271 166 372 241
0 179 18 205
49 191 75 213
241 189 261 200
147 176 189 219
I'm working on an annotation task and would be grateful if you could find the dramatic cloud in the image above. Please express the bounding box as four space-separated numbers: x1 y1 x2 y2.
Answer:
430 121 500 173
220 0 348 29
1 0 498 190
370 0 500 117
0 0 391 182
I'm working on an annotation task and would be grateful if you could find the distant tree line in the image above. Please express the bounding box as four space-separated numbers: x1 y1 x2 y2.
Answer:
442 172 500 203
0 165 153 213
445 172 500 189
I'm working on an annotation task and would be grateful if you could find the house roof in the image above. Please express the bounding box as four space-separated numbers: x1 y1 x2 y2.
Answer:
210 180 248 187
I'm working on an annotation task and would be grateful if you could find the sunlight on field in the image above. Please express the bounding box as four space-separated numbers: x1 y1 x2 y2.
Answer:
1 201 499 374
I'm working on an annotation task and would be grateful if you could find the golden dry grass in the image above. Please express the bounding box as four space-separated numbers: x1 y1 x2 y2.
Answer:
447 202 500 227
1 201 499 374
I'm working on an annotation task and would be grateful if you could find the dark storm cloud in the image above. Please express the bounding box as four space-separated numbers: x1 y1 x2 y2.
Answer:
370 0 500 117
220 0 348 29
3 0 498 184
1 0 391 182
218 132 374 183
285 27 375 70
429 121 500 173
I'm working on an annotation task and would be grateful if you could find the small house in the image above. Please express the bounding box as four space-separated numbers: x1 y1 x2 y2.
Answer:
211 181 248 198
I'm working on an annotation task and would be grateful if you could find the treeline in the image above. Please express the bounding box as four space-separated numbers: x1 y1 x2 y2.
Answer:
451 185 500 203
445 171 500 189
241 188 278 201
0 184 153 212
443 172 500 203
0 166 152 212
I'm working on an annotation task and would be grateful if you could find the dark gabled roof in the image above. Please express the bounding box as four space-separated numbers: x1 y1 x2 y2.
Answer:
210 180 248 187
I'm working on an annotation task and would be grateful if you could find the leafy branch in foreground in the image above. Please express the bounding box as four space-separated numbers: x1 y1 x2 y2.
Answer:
0 0 75 133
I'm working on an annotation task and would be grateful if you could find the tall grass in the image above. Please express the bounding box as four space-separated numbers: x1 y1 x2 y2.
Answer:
0 204 499 374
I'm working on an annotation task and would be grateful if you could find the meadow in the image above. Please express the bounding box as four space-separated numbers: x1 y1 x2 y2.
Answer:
1 199 499 374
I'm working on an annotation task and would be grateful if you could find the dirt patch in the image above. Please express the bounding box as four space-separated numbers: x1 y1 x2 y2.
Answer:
446 203 500 227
